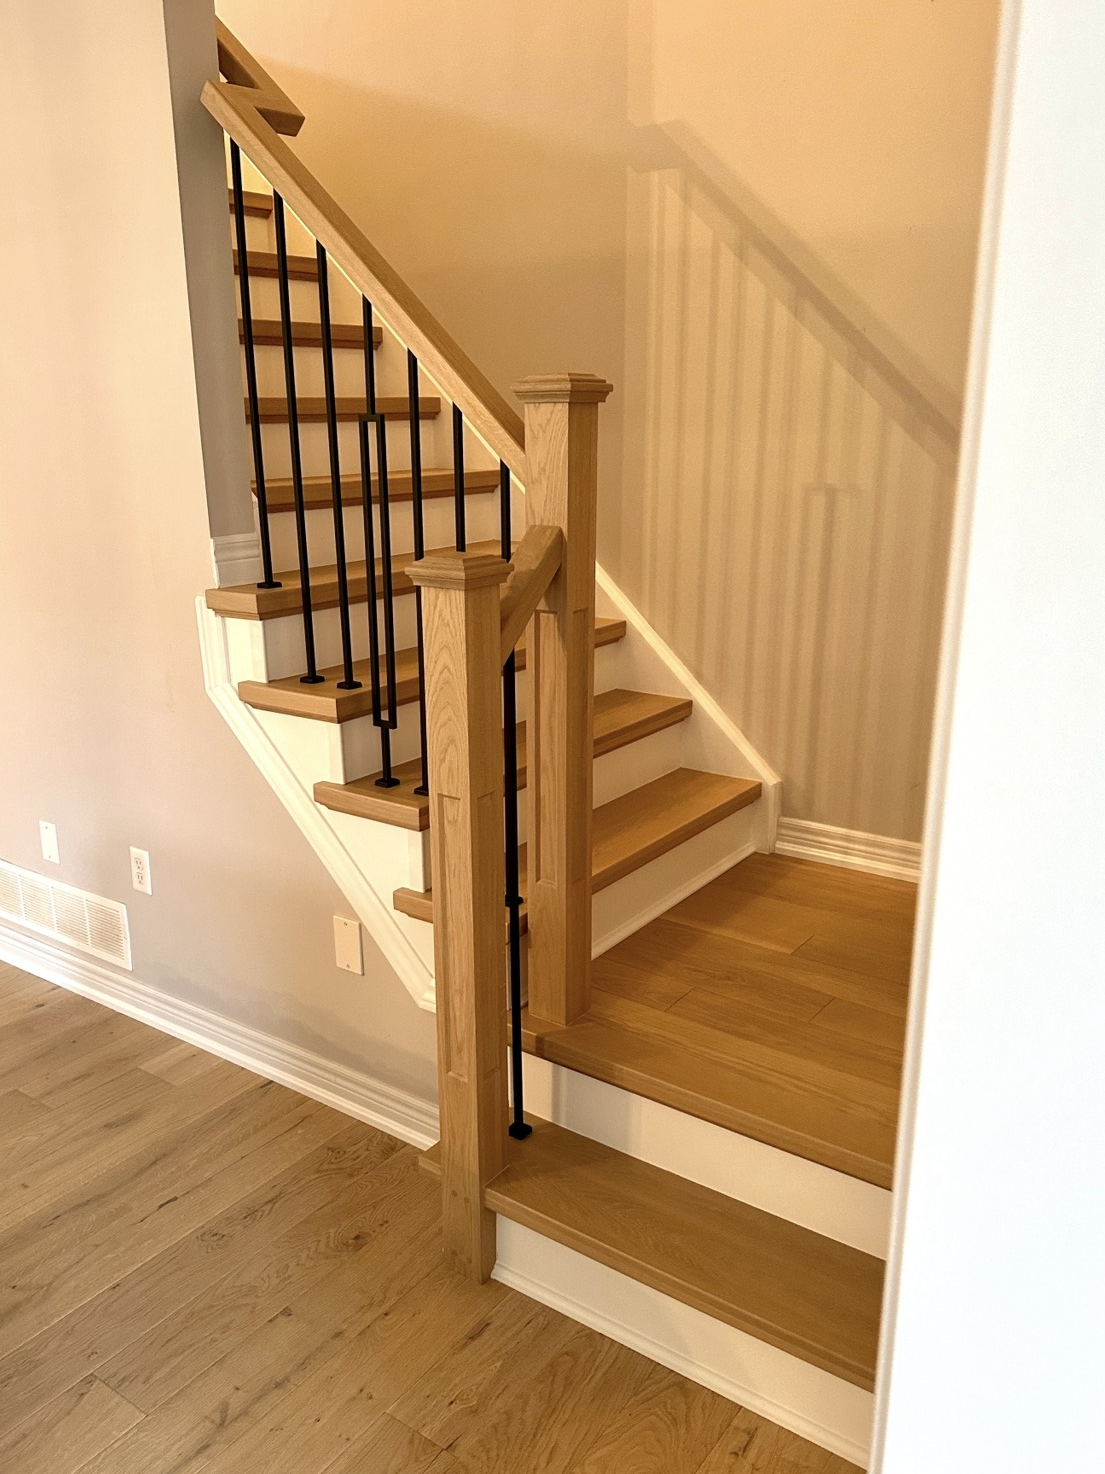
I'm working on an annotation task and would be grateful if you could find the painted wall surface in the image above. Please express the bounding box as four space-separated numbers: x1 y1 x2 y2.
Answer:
874 4 1105 1468
0 0 438 1099
215 0 997 841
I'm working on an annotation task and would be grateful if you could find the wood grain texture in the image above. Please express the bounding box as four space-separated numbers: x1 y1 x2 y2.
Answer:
233 247 317 279
239 616 626 722
239 317 382 348
498 523 563 660
314 688 692 831
258 465 498 512
0 969 851 1474
215 20 304 136
244 393 439 422
422 1117 884 1388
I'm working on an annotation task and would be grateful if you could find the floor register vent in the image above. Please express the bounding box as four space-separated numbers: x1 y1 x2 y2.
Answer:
0 859 132 970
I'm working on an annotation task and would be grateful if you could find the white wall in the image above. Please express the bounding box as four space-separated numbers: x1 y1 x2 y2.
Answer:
874 2 1105 1466
0 0 438 1100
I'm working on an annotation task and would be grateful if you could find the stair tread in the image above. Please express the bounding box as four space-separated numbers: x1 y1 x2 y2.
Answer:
245 395 439 422
206 539 503 622
234 248 317 279
420 1116 883 1388
392 769 761 917
257 467 500 513
237 616 628 719
239 318 383 349
228 188 273 217
314 689 694 830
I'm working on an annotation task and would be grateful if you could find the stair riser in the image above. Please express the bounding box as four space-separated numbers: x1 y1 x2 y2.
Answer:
521 1054 891 1256
255 415 453 482
265 490 501 573
238 270 362 327
243 344 406 403
492 1222 873 1467
591 805 760 958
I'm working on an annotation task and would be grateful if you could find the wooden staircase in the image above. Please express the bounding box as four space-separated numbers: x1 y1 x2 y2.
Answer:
196 24 905 1466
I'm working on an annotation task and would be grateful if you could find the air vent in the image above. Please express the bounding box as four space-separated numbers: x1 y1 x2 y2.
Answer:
0 859 131 970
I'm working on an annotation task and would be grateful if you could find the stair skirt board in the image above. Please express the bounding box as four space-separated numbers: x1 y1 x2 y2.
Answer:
522 1054 892 1258
493 1218 873 1468
774 818 922 882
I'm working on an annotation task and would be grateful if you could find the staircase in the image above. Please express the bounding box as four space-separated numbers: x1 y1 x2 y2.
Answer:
195 23 904 1467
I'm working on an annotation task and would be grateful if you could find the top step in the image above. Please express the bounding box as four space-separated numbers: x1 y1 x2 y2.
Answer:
227 187 272 218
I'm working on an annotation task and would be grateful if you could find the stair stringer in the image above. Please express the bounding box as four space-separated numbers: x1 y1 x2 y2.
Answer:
197 595 437 1010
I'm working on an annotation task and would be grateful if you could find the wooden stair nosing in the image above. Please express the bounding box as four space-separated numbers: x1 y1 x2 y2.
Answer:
257 467 501 513
239 318 383 349
313 689 694 830
245 395 440 424
227 187 273 217
205 538 507 622
391 769 761 918
234 248 318 280
420 1117 883 1389
235 615 628 714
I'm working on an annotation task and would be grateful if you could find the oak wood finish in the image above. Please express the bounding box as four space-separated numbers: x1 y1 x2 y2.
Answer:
205 69 527 472
0 970 857 1473
256 465 497 512
391 768 760 918
421 1117 884 1389
239 317 382 348
237 615 627 719
313 688 693 830
214 19 304 137
233 247 317 279
497 524 564 661
227 188 273 217
244 393 439 423
514 374 613 1025
406 550 513 1280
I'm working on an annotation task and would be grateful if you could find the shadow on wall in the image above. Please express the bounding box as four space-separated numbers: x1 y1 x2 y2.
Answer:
621 123 960 843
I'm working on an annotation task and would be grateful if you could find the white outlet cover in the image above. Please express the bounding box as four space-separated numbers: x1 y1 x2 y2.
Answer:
39 821 59 865
130 847 152 896
334 916 364 974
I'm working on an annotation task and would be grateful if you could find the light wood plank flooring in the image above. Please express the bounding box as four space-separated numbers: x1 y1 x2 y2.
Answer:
0 962 858 1472
527 854 916 1187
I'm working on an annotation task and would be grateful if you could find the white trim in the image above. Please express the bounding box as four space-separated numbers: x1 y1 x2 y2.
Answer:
0 920 439 1149
211 530 263 588
493 1219 873 1466
196 597 437 1010
775 818 921 882
594 562 782 841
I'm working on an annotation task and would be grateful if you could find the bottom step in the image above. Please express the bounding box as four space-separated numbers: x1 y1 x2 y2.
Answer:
421 1116 883 1391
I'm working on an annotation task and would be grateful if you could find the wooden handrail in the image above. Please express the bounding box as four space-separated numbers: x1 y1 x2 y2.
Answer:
203 29 527 477
498 525 563 662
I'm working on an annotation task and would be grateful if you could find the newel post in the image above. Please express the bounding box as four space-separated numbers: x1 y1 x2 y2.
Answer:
407 549 512 1281
512 373 614 1025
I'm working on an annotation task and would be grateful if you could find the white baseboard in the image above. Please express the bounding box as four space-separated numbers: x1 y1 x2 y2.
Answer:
494 1218 873 1467
0 919 439 1149
775 818 921 882
211 530 263 588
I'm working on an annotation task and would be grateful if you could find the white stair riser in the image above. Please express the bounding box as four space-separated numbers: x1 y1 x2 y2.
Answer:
224 599 421 683
239 270 362 328
255 415 451 482
265 489 501 571
493 1221 873 1467
521 1054 890 1256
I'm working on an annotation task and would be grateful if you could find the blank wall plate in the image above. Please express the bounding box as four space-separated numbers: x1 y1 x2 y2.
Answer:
334 916 364 975
39 821 59 865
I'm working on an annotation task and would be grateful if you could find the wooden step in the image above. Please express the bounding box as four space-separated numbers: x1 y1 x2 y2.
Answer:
420 1117 883 1389
237 616 628 720
258 467 500 513
392 769 761 921
314 689 694 830
239 318 383 349
234 248 317 280
227 187 273 217
206 539 502 622
245 395 439 424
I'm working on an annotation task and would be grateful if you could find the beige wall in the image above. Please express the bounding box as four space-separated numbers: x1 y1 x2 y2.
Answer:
216 1 998 841
0 0 438 1097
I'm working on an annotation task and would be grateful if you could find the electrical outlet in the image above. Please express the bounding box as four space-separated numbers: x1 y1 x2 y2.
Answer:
130 847 152 895
39 821 60 865
334 916 364 974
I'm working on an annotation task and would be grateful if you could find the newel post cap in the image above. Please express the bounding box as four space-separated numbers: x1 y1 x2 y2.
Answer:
512 373 614 406
407 550 513 592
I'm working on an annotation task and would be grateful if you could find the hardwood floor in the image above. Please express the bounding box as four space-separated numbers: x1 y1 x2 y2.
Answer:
527 854 916 1186
0 962 858 1473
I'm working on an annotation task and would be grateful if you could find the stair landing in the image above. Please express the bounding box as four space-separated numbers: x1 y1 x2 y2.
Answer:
524 854 916 1188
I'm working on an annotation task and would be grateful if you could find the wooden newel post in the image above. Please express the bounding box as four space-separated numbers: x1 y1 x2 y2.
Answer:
512 373 614 1025
407 549 513 1281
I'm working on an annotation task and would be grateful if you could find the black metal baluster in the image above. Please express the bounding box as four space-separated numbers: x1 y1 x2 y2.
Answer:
316 244 360 690
230 143 278 589
357 415 384 728
374 415 400 788
452 404 466 551
408 351 430 796
500 461 531 1140
273 192 323 682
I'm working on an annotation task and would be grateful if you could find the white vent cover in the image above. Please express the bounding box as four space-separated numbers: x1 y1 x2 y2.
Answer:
0 859 131 970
